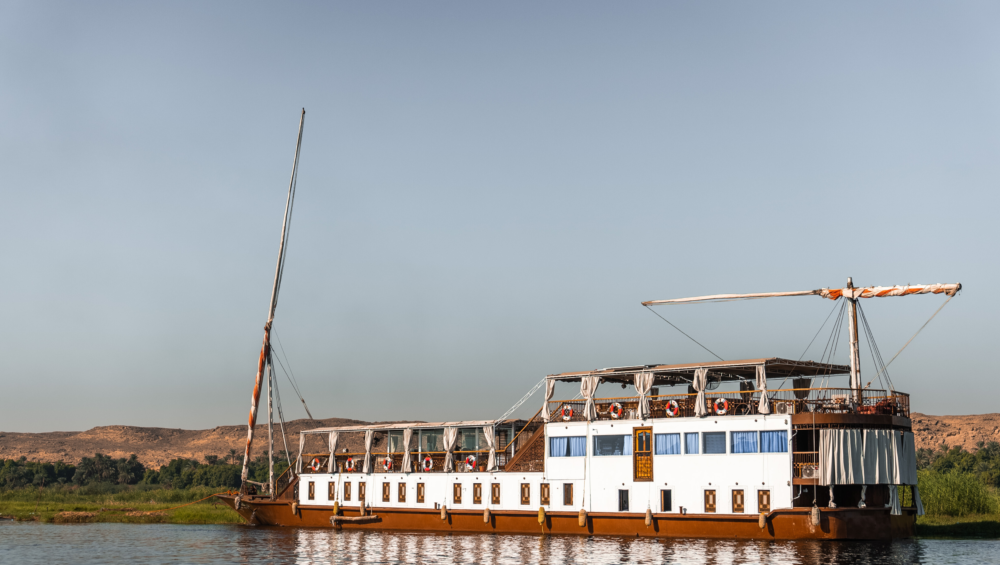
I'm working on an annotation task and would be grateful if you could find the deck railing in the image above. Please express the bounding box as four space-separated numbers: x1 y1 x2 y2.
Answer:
547 387 909 423
300 449 513 475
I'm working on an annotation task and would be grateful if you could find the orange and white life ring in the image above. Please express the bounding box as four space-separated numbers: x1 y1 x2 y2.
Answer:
383 458 393 472
345 457 355 472
311 457 322 472
561 406 573 421
465 455 477 471
714 398 728 415
422 456 433 471
664 399 680 417
608 402 623 419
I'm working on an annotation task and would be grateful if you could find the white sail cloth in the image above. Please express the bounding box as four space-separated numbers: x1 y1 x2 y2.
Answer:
634 372 654 420
541 378 556 422
327 431 339 473
693 368 708 418
755 365 770 414
362 430 374 474
401 428 413 473
443 427 459 472
581 376 600 421
484 425 497 471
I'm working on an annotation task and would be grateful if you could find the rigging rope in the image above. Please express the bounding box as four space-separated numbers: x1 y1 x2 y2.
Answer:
270 356 293 470
497 378 546 422
863 294 954 390
799 299 842 361
271 328 315 420
643 305 724 361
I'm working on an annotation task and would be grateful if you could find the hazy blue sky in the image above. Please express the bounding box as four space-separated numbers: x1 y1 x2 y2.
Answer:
2 2 997 432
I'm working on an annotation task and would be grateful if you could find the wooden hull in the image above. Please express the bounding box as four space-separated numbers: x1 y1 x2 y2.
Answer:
217 496 915 540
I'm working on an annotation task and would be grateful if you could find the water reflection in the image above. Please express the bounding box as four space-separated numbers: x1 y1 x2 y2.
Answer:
1 521 992 565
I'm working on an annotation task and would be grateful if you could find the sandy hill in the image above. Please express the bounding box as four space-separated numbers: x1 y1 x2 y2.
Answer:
2 413 998 469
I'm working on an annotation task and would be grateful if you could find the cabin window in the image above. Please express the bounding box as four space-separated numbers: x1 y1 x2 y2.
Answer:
563 483 574 506
540 483 550 506
328 482 336 501
731 431 759 454
654 433 681 455
382 482 391 502
758 490 771 513
520 483 531 505
388 430 404 454
308 482 315 500
593 435 632 456
344 481 352 501
703 432 727 454
453 483 462 504
761 431 788 453
549 436 587 457
359 482 366 504
417 482 425 503
618 490 629 512
704 489 716 513
491 483 501 505
419 429 443 453
685 433 699 454
398 483 406 503
732 489 745 513
473 483 482 504
660 489 672 512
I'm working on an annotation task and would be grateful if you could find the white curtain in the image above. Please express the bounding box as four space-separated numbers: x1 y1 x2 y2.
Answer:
581 376 600 421
541 378 556 422
296 433 306 474
755 365 770 414
888 485 901 515
362 430 374 474
443 427 459 472
862 429 879 484
861 429 902 485
401 428 413 473
900 432 917 485
327 431 339 473
913 485 925 516
484 425 497 471
634 372 654 420
693 368 708 418
819 429 863 485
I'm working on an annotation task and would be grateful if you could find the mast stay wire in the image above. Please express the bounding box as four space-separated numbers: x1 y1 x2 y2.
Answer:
269 354 293 469
643 305 724 362
857 303 894 392
271 328 315 420
799 299 842 362
821 300 848 366
861 294 955 391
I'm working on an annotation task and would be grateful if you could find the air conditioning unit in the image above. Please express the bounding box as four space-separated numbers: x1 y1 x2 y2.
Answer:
774 401 796 415
801 465 819 479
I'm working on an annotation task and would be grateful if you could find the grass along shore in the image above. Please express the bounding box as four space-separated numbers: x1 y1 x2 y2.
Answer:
0 486 244 524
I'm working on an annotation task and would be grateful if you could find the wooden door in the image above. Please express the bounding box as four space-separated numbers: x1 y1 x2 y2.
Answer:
633 427 653 481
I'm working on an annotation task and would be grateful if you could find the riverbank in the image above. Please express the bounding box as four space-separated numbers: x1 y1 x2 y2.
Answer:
0 486 244 524
916 514 1000 539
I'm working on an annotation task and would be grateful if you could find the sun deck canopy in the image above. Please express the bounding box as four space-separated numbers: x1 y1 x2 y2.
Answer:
547 358 848 386
300 420 516 435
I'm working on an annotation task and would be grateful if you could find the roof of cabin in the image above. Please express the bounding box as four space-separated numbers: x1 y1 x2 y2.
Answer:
547 357 848 384
301 419 524 435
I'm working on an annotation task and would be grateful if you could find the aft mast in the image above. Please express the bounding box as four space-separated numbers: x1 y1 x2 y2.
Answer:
240 109 306 496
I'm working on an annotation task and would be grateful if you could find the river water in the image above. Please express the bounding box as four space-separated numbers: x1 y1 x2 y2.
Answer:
0 522 996 564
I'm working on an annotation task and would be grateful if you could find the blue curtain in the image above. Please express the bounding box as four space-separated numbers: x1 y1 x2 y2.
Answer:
655 433 681 455
761 431 788 453
623 434 633 455
550 437 568 457
685 433 699 454
731 431 758 454
568 436 587 457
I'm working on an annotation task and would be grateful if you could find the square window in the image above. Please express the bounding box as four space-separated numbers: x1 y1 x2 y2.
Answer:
308 482 315 501
660 489 672 512
703 432 726 454
563 483 573 506
491 483 501 505
761 431 788 453
654 433 681 455
593 435 633 456
549 436 587 457
704 489 716 513
618 489 629 512
398 483 406 503
453 483 462 504
473 483 482 505
685 433 699 454
540 483 550 506
417 483 425 503
520 483 530 505
732 489 745 513
344 481 351 502
731 431 758 454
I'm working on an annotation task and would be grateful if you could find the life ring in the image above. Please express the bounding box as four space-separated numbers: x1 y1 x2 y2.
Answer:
608 402 623 419
383 458 393 472
422 456 433 471
465 455 477 471
310 457 321 472
714 398 728 415
345 457 355 472
664 399 680 417
561 406 573 421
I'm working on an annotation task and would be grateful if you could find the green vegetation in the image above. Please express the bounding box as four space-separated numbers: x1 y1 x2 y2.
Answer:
914 441 1000 538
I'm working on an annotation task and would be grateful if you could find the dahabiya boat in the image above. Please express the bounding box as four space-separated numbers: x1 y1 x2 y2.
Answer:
216 110 960 539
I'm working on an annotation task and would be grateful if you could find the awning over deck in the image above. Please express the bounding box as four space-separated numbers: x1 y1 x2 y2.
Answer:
299 420 504 435
546 358 848 386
